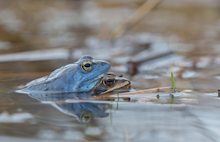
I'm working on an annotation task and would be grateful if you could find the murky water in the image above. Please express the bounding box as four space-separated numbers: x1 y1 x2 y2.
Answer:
1 1 220 142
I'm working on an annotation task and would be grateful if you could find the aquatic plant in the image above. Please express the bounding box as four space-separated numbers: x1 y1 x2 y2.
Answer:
170 72 176 93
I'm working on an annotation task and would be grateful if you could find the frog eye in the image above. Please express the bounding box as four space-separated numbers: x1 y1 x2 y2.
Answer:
81 61 93 72
80 111 93 123
103 78 115 87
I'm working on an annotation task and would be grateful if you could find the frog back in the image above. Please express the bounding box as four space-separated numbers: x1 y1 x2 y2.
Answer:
24 64 78 92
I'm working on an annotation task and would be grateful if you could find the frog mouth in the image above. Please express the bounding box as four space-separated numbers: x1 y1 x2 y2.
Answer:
85 74 105 85
94 74 105 84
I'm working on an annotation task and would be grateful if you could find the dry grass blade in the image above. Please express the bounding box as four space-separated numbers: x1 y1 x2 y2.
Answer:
93 86 171 100
111 0 162 39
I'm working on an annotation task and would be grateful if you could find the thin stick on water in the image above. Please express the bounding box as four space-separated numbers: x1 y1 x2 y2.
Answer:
93 86 171 100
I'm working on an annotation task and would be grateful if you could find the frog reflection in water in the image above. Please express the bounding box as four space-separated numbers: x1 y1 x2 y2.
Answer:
93 72 131 95
27 92 110 123
20 56 110 93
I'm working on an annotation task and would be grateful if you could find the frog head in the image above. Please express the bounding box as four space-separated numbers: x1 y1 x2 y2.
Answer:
93 72 131 95
72 56 110 92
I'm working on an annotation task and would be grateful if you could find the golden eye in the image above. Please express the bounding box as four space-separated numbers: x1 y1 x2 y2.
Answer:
81 61 93 72
103 78 115 87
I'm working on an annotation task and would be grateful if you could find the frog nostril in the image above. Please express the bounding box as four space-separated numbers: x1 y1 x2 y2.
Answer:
101 62 110 66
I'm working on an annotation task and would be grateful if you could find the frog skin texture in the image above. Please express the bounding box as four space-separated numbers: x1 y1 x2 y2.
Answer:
20 56 110 93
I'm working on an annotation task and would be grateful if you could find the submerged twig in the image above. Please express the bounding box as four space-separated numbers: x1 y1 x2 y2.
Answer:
126 51 174 76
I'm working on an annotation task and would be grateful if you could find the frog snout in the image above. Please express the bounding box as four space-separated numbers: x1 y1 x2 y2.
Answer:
97 61 111 72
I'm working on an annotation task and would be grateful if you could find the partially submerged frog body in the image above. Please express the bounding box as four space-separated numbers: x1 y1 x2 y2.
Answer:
19 56 110 93
93 72 131 95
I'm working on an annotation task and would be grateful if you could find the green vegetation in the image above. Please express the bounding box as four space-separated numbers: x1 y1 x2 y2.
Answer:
170 72 176 93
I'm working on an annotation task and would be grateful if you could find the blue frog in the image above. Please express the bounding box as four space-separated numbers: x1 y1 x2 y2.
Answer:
19 56 110 93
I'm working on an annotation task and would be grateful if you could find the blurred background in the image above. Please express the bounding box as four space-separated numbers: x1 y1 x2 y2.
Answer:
1 0 220 91
1 0 220 141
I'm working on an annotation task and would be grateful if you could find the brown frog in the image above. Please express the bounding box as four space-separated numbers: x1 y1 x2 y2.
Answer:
93 72 131 95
